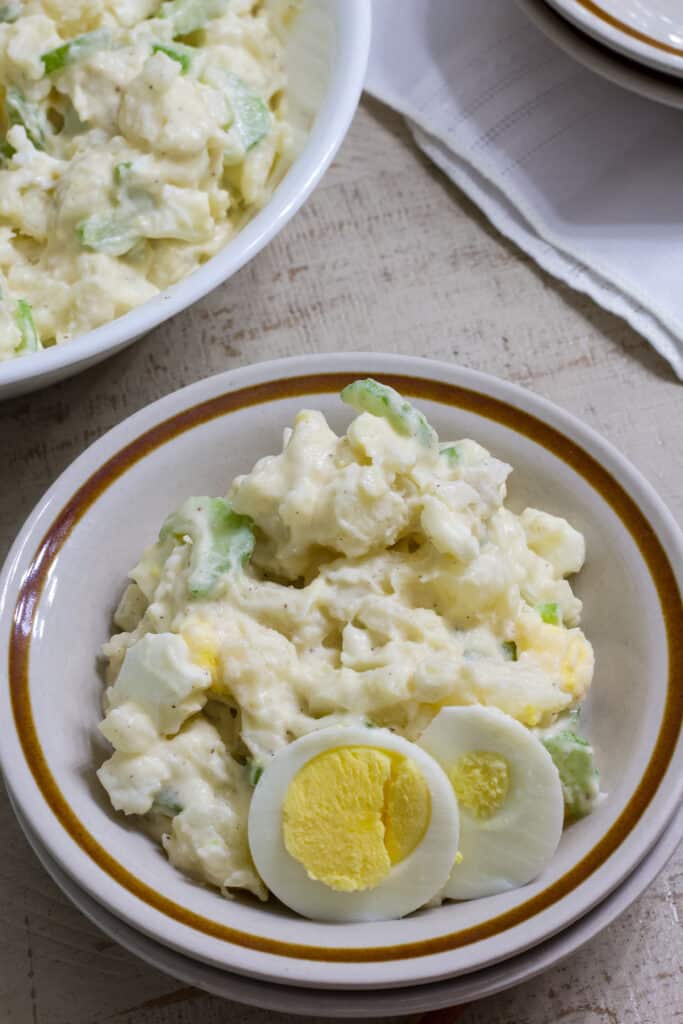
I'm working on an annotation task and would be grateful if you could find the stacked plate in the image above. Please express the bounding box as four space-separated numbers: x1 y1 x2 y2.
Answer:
519 0 683 107
9 788 683 1018
2 354 683 1018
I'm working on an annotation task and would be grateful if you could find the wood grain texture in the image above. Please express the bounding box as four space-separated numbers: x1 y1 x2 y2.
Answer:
0 98 681 1024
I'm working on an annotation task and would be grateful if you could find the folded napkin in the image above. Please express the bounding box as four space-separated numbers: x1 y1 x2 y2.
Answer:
366 0 683 379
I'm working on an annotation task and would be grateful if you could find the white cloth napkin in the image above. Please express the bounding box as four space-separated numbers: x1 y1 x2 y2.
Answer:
366 0 683 379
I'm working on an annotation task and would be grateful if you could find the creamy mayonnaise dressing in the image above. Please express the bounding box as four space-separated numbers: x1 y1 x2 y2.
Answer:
0 0 295 358
97 384 596 901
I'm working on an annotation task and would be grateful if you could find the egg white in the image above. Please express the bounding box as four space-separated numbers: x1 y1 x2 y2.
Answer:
419 706 564 900
247 725 460 922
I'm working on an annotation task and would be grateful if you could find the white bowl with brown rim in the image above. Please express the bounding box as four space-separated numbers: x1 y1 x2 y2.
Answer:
1 353 682 990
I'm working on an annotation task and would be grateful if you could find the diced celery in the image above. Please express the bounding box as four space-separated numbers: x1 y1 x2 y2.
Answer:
113 161 133 186
542 729 600 819
536 601 561 625
153 787 183 816
501 640 518 661
440 443 463 466
159 0 229 36
223 73 271 150
0 3 21 23
160 496 255 597
15 299 41 353
152 42 196 73
0 139 15 164
78 164 173 254
5 87 46 150
245 759 264 786
76 213 140 256
340 378 438 448
113 161 155 210
41 29 110 75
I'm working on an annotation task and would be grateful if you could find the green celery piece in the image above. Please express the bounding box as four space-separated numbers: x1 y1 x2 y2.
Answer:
159 0 229 35
536 601 561 626
501 640 518 662
153 787 183 816
340 378 438 448
15 299 41 353
224 73 270 151
245 759 264 787
113 160 133 186
5 87 46 150
78 164 155 254
542 730 600 819
41 29 110 75
113 161 155 209
0 139 15 164
441 443 463 466
0 3 21 22
76 213 140 256
160 496 255 598
152 41 196 73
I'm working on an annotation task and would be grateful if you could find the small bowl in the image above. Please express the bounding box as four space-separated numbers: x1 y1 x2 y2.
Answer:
1 353 682 991
0 1 371 401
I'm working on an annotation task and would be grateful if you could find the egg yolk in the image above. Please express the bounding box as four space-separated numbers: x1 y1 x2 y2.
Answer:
449 751 510 819
182 621 221 683
282 747 431 893
560 637 591 697
516 619 593 703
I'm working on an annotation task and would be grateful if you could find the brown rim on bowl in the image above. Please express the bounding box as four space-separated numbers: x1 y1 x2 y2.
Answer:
575 0 683 57
8 372 683 963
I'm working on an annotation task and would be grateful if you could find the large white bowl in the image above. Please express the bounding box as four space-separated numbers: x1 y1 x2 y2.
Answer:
0 2 371 401
1 353 683 992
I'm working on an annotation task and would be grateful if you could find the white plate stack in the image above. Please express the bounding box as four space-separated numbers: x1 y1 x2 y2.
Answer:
8 788 683 1019
2 355 683 1019
519 0 683 106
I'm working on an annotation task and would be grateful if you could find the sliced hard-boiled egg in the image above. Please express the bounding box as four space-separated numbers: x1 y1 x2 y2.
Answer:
100 632 211 743
516 610 594 704
419 706 564 900
247 725 459 922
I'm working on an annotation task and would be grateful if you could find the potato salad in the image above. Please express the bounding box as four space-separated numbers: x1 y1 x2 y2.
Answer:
97 380 601 919
0 0 294 359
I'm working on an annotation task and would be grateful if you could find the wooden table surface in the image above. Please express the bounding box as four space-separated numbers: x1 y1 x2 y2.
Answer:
1 98 681 1024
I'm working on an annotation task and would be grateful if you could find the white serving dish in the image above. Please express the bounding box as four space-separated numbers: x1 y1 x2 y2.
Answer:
519 0 683 108
0 1 371 401
546 0 683 78
9 790 682 1019
1 353 682 991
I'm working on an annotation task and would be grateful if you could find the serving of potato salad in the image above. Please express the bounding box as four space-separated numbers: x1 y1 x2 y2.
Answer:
97 380 601 922
0 0 294 359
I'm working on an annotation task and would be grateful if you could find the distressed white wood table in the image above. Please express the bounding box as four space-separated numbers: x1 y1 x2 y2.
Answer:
1 99 681 1024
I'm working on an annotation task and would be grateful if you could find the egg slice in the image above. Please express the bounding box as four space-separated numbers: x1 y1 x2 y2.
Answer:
419 706 564 900
247 725 459 922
